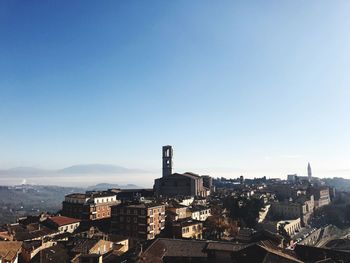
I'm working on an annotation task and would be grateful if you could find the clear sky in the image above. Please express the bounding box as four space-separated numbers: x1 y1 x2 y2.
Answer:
1 1 350 180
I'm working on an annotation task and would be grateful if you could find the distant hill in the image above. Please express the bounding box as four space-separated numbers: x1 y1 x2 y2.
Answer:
0 164 150 177
86 183 143 191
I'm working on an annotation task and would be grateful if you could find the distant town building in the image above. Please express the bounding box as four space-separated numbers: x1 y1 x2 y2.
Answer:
62 191 120 221
110 203 165 241
309 187 330 209
240 175 244 184
287 174 298 182
308 163 312 182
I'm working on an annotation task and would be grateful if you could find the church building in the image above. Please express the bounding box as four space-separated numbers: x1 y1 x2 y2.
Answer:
154 146 210 197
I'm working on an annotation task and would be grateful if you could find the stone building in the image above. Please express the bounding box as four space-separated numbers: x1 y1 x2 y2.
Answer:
110 203 165 241
271 195 314 226
154 146 210 197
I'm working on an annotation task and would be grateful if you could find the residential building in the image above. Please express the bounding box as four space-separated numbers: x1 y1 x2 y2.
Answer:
71 238 114 256
189 205 211 221
110 203 165 240
45 216 80 233
62 191 120 221
177 197 194 206
166 202 189 221
172 219 203 239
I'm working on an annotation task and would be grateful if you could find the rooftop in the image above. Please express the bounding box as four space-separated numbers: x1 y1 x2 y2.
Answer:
141 238 207 262
173 219 202 228
65 193 87 199
48 216 81 227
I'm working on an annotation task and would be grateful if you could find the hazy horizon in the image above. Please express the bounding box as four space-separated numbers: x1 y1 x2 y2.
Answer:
0 161 349 188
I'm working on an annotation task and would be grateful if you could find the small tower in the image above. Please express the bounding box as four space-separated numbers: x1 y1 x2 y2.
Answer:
162 145 173 177
307 162 312 182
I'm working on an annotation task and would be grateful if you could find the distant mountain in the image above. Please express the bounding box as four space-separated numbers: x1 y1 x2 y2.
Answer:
58 164 148 174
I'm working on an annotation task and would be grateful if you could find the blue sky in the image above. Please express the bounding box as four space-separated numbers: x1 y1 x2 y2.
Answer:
1 1 350 180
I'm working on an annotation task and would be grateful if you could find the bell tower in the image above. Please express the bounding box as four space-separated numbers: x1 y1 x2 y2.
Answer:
162 145 173 177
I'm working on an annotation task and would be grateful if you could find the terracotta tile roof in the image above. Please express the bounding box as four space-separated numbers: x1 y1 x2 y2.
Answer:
0 241 22 261
48 216 80 227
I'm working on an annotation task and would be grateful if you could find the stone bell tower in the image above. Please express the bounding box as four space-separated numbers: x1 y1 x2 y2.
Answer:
162 145 173 177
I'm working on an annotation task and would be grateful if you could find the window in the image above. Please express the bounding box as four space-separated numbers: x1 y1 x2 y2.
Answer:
127 217 130 223
134 217 137 223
